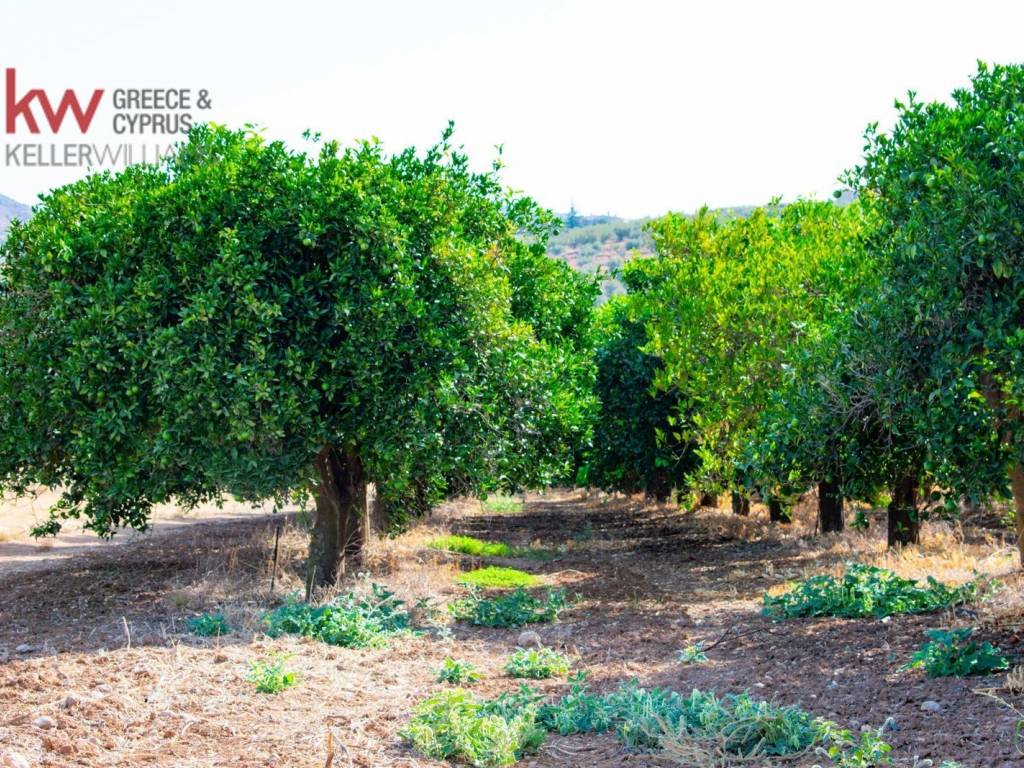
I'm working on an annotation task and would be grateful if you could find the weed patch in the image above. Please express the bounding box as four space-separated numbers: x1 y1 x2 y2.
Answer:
676 642 708 664
504 647 572 679
904 628 1009 677
187 612 231 637
400 688 545 768
763 563 977 620
449 587 572 628
246 653 296 694
481 494 524 515
457 566 539 589
427 534 554 560
264 585 412 648
436 658 482 685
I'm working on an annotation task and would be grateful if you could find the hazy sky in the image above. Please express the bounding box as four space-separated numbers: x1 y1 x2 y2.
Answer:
3 0 1024 217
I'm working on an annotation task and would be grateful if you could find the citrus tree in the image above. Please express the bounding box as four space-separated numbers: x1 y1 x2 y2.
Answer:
0 124 593 585
847 62 1024 554
640 201 874 525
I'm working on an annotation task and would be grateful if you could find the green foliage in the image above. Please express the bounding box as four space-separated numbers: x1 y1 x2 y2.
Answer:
187 612 231 637
536 673 615 734
436 658 482 685
246 653 297 694
457 567 540 589
264 585 411 647
449 588 571 627
763 564 977 620
676 642 708 664
429 535 514 558
504 647 572 679
400 688 545 768
814 726 893 767
0 122 594 546
904 628 1009 677
480 494 524 515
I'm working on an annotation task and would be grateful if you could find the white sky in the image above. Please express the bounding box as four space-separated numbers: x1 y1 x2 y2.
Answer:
2 0 1024 217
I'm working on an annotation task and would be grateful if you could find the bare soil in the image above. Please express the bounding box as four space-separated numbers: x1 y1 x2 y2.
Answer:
1 489 1023 767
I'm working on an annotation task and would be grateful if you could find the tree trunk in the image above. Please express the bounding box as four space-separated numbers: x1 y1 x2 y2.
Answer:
307 446 366 589
698 492 718 508
731 491 750 516
887 474 920 547
364 481 388 543
818 480 844 533
646 472 672 502
767 497 791 524
1010 463 1024 563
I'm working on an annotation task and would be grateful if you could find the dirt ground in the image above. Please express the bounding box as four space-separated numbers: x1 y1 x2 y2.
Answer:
1 489 1023 768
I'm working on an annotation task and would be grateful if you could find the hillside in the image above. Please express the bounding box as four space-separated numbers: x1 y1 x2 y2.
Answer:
0 194 30 241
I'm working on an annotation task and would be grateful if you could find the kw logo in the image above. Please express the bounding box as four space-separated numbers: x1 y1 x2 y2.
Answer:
5 68 104 134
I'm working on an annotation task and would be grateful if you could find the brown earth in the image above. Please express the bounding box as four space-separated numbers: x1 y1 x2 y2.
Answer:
1 489 1023 767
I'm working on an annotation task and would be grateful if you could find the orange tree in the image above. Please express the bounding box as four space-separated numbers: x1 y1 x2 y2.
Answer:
0 124 596 585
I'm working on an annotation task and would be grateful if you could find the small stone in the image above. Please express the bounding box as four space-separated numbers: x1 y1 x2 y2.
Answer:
754 682 765 688
62 694 78 710
2 751 30 768
883 716 900 732
15 644 34 654
826 680 839 690
213 653 229 664
94 684 111 694
880 616 891 624
517 630 543 648
33 715 56 730
920 700 942 713
860 724 872 733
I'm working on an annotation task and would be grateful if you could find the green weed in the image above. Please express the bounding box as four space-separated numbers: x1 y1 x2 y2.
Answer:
504 647 572 679
264 585 411 648
400 688 545 768
457 566 540 589
449 587 572 628
246 653 297 694
904 628 1009 677
536 673 615 735
187 612 231 637
436 658 482 685
428 534 553 560
763 563 977 620
481 493 524 515
676 642 708 664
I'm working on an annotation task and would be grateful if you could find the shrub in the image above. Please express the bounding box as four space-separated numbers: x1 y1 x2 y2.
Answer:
504 648 572 679
187 612 231 637
763 563 977 620
676 642 708 664
246 653 297 694
401 689 545 768
437 658 482 685
449 588 572 628
457 567 540 589
904 628 1010 677
264 585 411 648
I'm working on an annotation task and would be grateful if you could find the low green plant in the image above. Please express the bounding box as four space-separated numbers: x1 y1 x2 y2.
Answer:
264 585 412 648
449 588 572 628
537 673 615 734
904 628 1009 677
676 642 708 664
187 612 231 637
437 658 482 685
481 494 524 515
813 726 893 767
246 653 297 694
429 535 515 558
457 567 540 589
504 647 572 679
763 563 977 620
401 688 545 768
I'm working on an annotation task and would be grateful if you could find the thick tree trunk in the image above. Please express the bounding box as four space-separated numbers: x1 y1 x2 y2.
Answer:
307 446 366 589
731 491 750 516
698 492 718 508
887 474 920 547
768 497 791 524
818 480 844 533
364 481 388 544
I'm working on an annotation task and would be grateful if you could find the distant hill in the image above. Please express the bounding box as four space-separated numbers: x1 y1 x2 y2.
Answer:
548 206 759 301
0 194 30 241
